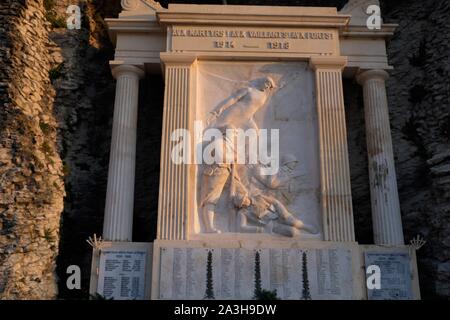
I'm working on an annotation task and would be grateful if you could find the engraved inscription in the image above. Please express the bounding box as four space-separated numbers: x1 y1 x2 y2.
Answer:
170 26 338 55
365 252 413 300
267 41 290 50
97 250 147 300
173 27 334 40
158 246 353 300
214 41 235 49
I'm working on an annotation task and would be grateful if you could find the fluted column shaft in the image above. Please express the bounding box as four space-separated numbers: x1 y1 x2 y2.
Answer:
157 54 196 240
357 69 404 245
103 64 144 241
310 57 355 242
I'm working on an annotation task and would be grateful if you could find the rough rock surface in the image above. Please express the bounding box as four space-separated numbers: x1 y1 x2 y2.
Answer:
380 0 450 298
47 0 120 300
0 0 64 299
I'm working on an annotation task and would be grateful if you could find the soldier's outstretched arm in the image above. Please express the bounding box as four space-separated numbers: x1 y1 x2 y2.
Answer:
211 88 249 117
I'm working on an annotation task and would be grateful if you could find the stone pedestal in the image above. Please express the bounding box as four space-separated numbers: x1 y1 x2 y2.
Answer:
151 239 421 300
151 239 364 300
103 64 145 241
357 69 404 245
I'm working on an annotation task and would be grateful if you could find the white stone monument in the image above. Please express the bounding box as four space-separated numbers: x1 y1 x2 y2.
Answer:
90 0 421 300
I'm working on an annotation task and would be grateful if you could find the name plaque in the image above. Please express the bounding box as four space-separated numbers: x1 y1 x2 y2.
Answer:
158 246 353 300
170 26 339 55
365 252 413 300
97 250 147 300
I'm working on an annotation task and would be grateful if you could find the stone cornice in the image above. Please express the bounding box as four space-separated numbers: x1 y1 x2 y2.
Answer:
341 23 398 38
158 4 350 28
105 18 163 45
105 18 162 34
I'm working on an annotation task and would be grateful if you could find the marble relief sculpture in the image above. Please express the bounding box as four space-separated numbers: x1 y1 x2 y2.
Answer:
232 178 316 237
249 153 304 204
199 75 316 237
206 76 276 130
200 126 237 233
200 76 275 233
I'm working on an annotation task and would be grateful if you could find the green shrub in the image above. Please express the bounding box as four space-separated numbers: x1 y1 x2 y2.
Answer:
49 63 64 81
63 163 70 177
41 141 52 155
46 12 66 28
43 0 56 11
44 228 55 243
44 0 66 29
90 293 113 300
254 289 280 300
39 121 52 135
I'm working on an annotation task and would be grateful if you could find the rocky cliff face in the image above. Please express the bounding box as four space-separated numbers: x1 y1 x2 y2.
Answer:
0 0 64 299
46 0 120 299
381 0 450 298
345 0 450 299
0 0 120 300
0 0 448 300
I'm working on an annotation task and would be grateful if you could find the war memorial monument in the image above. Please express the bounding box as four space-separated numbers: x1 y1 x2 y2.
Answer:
88 0 421 300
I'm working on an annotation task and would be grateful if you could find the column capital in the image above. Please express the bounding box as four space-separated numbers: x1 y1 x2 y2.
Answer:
160 53 197 68
356 69 389 85
309 56 347 71
110 61 145 80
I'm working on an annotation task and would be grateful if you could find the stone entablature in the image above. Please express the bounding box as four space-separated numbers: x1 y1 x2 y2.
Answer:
106 0 397 74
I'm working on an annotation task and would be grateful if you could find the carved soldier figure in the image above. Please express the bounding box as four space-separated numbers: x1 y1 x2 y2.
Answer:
208 76 276 131
200 126 237 233
251 153 303 203
231 179 316 237
200 76 276 233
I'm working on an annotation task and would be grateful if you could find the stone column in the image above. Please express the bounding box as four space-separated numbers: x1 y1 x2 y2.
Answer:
357 69 404 245
310 56 355 242
157 54 196 240
103 64 144 241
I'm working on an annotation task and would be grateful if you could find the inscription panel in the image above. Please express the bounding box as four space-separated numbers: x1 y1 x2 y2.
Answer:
170 26 339 55
158 246 353 300
97 250 147 300
365 252 413 300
